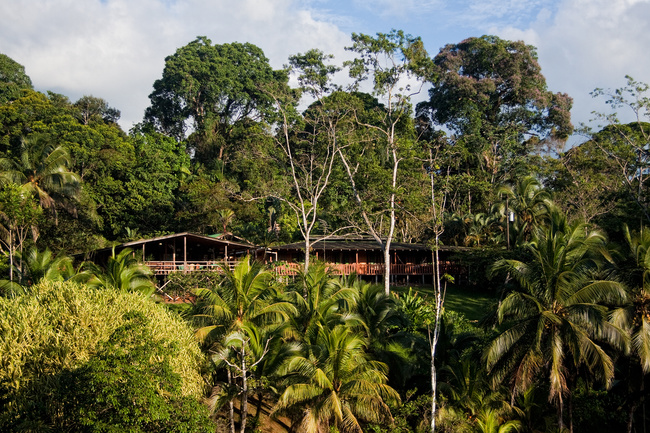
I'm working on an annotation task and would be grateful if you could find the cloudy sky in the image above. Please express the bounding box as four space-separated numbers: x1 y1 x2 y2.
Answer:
1 0 649 140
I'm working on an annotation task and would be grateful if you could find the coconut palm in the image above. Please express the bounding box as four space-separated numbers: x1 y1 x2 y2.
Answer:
16 246 73 286
284 261 360 349
474 408 522 433
486 210 628 432
610 224 650 432
210 323 296 433
352 280 416 387
0 133 80 211
495 176 553 245
193 256 295 433
85 247 154 295
193 256 294 343
274 324 400 433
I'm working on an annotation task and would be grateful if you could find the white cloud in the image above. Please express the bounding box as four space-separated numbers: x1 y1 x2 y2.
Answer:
0 0 350 130
492 0 650 132
3 0 648 139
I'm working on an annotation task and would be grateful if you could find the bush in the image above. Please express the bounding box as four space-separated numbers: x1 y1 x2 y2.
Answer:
0 280 212 431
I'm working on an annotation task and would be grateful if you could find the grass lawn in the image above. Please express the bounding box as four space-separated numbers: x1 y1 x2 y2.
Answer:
394 284 499 322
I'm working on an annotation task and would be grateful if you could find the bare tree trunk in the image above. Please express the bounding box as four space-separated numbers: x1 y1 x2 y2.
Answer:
382 146 398 295
628 400 638 433
228 368 236 433
429 244 444 433
304 237 311 275
429 148 448 433
240 345 248 433
9 230 13 282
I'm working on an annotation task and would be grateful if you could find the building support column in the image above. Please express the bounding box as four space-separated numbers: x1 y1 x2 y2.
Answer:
183 236 187 274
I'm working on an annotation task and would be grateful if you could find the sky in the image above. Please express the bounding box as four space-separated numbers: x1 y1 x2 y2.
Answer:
1 0 649 145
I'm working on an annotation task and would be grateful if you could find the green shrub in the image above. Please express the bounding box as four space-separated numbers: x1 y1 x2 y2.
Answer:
0 280 211 431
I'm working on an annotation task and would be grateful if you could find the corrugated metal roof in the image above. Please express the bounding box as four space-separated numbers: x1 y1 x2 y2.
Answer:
269 236 473 253
120 232 255 249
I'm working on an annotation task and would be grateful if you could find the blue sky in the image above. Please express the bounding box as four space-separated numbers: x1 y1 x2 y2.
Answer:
1 0 649 147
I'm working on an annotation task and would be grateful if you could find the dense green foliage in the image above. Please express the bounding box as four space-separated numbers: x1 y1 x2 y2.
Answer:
2 29 650 433
0 280 211 431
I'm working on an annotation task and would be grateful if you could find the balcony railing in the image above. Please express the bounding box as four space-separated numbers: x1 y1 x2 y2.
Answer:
272 262 461 276
146 260 463 277
145 260 239 276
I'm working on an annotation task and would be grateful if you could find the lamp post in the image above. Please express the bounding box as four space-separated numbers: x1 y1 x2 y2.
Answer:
506 201 514 250
506 197 515 250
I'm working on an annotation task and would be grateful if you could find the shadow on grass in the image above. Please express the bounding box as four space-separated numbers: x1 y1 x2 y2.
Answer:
394 284 498 322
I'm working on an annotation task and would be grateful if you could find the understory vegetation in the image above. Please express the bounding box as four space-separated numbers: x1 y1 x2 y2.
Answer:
2 29 650 432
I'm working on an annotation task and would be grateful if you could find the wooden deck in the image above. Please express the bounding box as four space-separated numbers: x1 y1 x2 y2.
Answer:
146 260 462 277
272 262 462 276
146 260 239 276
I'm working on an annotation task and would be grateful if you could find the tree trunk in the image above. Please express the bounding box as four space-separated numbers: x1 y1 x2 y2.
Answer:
628 400 639 433
228 368 236 433
568 391 574 433
240 345 248 433
9 230 13 282
430 245 443 433
255 391 264 420
304 237 310 275
557 396 565 432
383 243 391 296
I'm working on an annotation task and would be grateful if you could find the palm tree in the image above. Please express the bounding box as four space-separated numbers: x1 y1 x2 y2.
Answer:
0 133 80 211
194 256 293 343
486 210 628 432
353 280 415 387
85 247 154 295
610 224 650 432
495 176 553 245
284 262 360 350
210 323 295 433
16 246 73 286
473 408 522 433
217 208 235 234
274 324 400 433
193 256 295 433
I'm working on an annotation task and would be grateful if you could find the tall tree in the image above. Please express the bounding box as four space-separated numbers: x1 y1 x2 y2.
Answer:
541 138 622 226
145 37 288 166
0 133 80 212
0 53 32 104
588 77 650 225
73 95 120 125
417 35 573 211
265 49 352 272
274 324 399 433
340 29 431 295
486 211 627 432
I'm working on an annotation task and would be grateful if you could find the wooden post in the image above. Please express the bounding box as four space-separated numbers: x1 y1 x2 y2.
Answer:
356 251 359 275
183 236 187 274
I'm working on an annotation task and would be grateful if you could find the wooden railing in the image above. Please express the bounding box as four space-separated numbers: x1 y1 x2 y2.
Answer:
272 262 462 276
145 261 239 276
147 260 463 277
